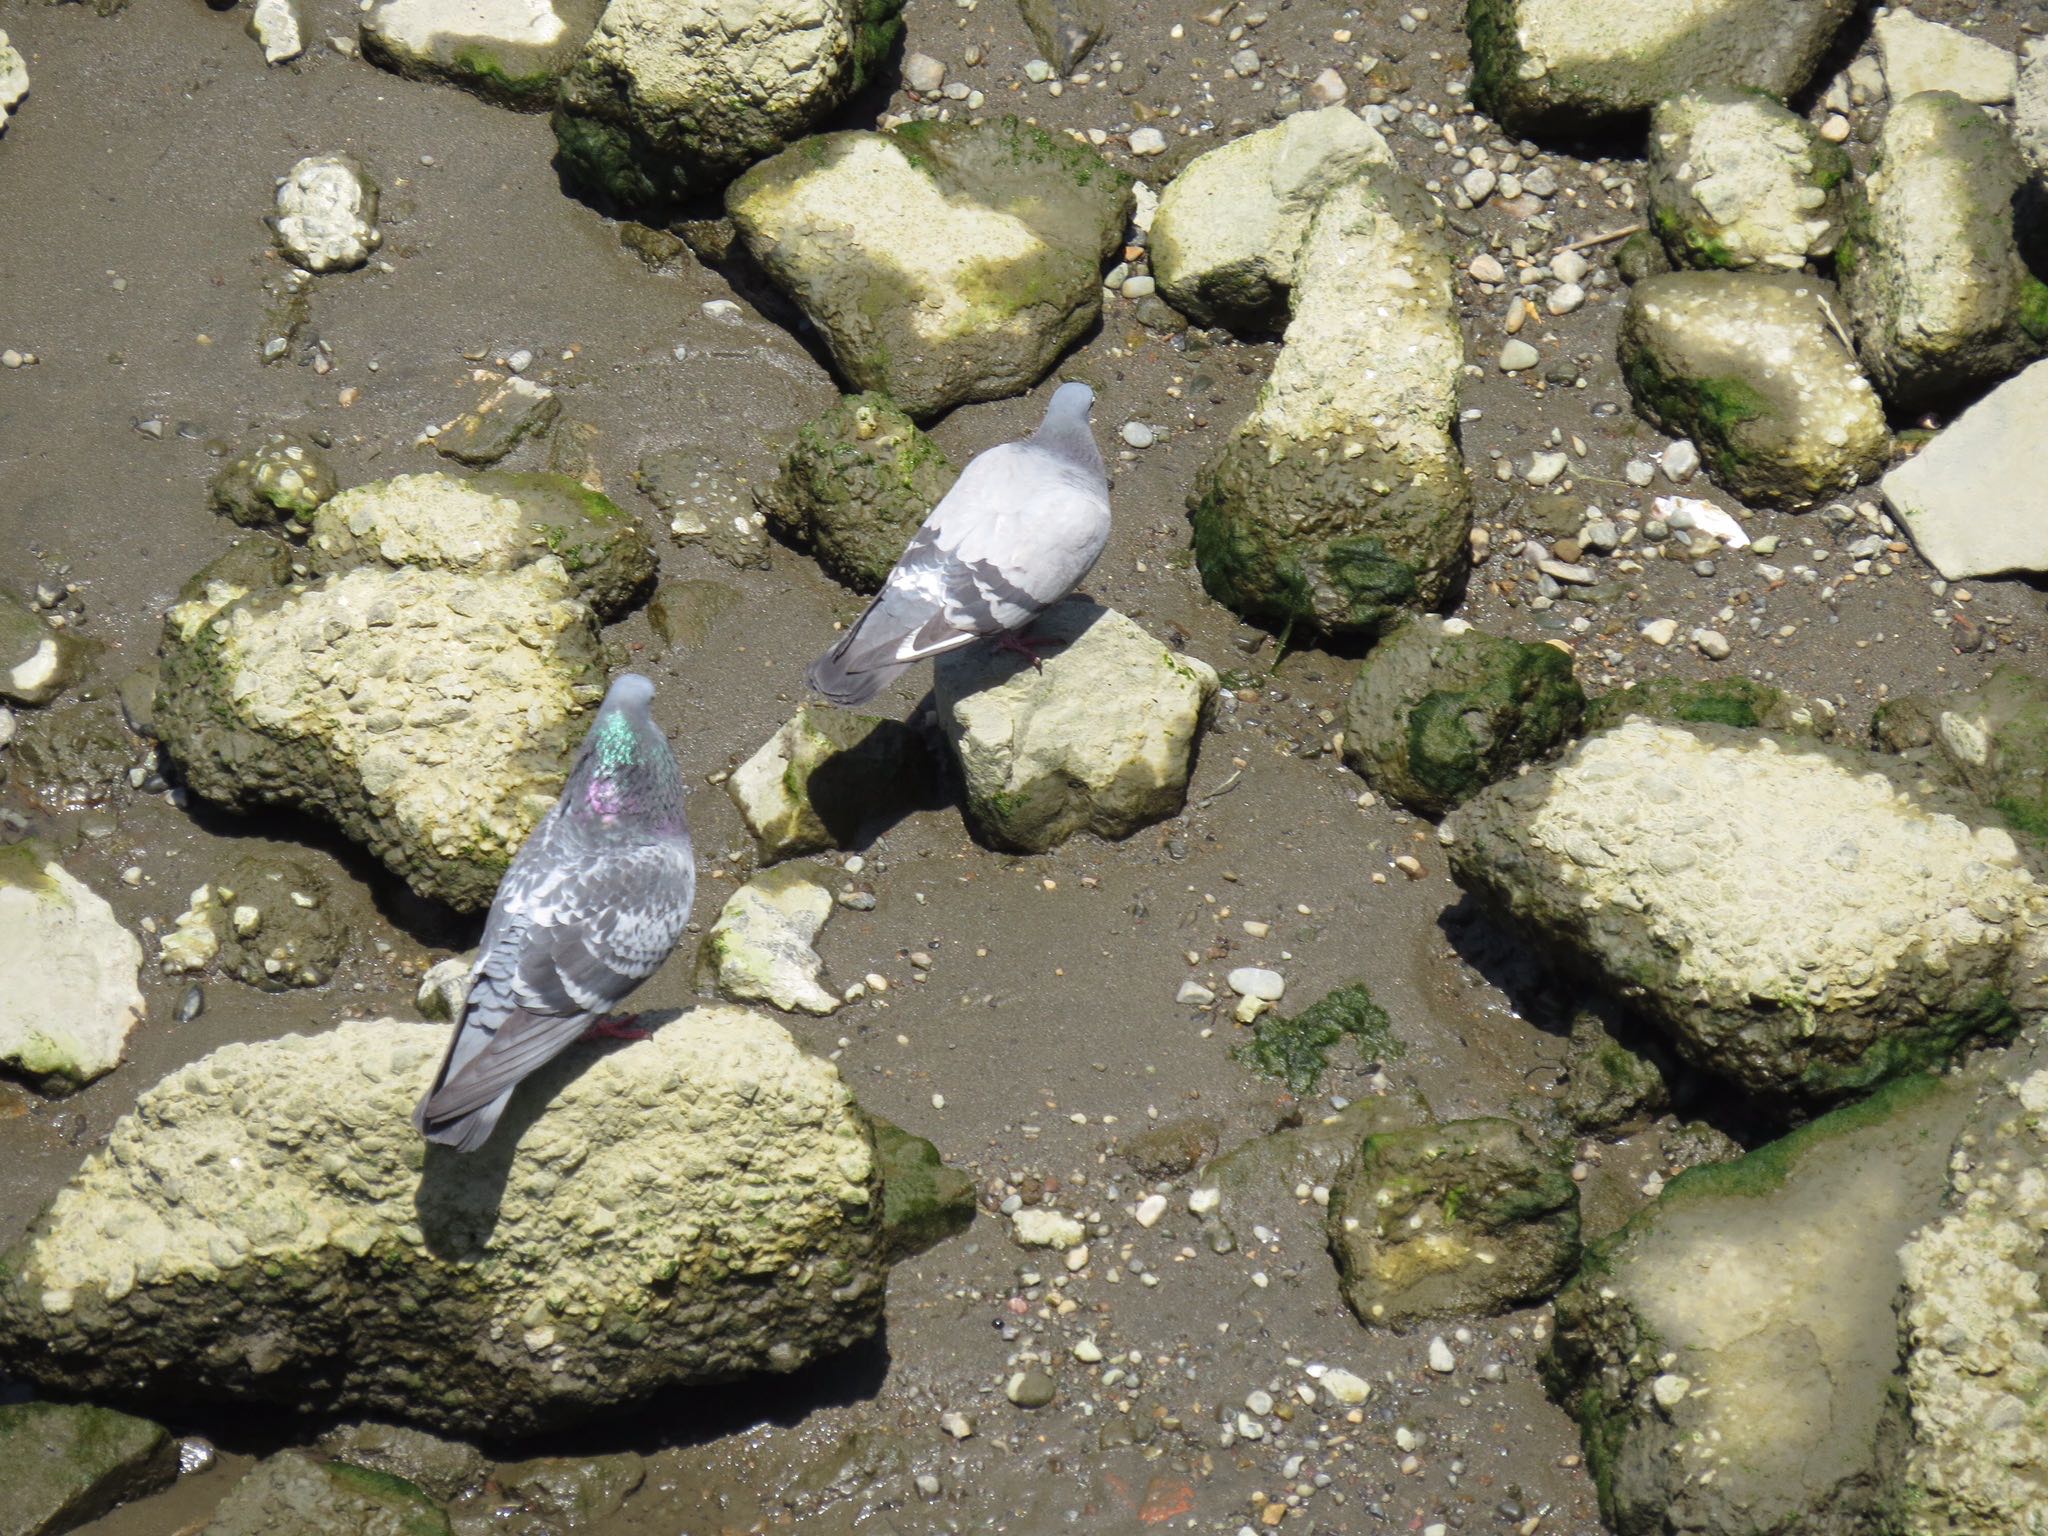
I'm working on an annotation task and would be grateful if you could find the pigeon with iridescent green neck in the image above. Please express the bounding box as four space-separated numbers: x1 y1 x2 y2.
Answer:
414 673 696 1152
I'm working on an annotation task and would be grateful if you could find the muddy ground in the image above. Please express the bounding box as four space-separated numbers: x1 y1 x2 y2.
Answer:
1 0 2043 1531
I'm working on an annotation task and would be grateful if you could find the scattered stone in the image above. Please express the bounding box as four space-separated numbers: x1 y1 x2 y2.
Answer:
157 851 350 991
1341 616 1585 816
1306 67 1347 106
754 393 957 592
200 1451 450 1536
1005 1369 1057 1408
1498 338 1539 372
210 431 338 530
1176 978 1216 1006
432 376 561 466
0 1012 913 1434
1647 88 1848 272
306 469 655 619
414 955 471 1022
1620 272 1889 508
1467 0 1858 134
1840 91 2047 410
273 155 382 274
1881 358 2048 580
1547 1072 1977 1536
250 0 305 64
1149 107 1392 334
1126 125 1167 156
0 589 86 707
1234 982 1398 1094
0 847 145 1094
1011 1207 1086 1250
155 553 604 913
1017 0 1106 75
0 30 26 134
902 51 945 93
1227 966 1286 1002
1873 665 2048 840
727 705 935 861
0 1401 177 1536
1692 627 1731 661
636 445 771 567
1330 1118 1579 1326
361 0 606 107
726 118 1130 420
1660 439 1701 481
1875 9 2017 105
1189 167 1470 640
554 0 907 213
1897 1060 2048 1533
1119 420 1154 449
1638 617 1678 647
1447 721 2042 1111
702 865 843 1015
934 599 1217 853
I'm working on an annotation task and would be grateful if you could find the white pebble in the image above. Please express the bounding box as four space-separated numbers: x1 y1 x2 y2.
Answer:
1226 966 1285 1001
1427 1336 1456 1373
1128 126 1168 156
1135 1193 1168 1228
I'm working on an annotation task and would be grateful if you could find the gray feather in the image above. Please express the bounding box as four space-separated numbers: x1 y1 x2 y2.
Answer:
807 382 1110 706
414 673 696 1151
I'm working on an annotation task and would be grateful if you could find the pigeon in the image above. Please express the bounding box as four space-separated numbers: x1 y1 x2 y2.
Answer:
413 672 696 1152
806 380 1110 707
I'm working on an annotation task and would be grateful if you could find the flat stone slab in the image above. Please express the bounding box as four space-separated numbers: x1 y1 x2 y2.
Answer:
1883 359 2048 579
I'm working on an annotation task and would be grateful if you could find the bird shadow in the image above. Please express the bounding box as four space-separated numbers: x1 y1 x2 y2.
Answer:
412 1015 685 1261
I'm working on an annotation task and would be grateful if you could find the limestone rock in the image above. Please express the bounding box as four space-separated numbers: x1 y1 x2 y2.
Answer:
2020 49 2047 178
703 865 842 1015
1446 721 2044 1110
250 0 305 64
305 470 655 619
362 0 607 108
1149 107 1393 333
1341 617 1584 817
1873 665 2048 842
1546 1073 1976 1536
755 393 957 592
1467 0 1859 135
1840 92 2048 410
0 1013 901 1435
0 848 145 1094
1896 1062 2048 1536
274 155 381 274
0 589 86 707
1327 1118 1580 1325
553 0 907 214
933 599 1217 853
0 1401 177 1536
154 557 606 913
0 30 27 134
210 431 338 531
1188 168 1470 639
1876 10 2018 105
203 1452 450 1536
727 119 1131 420
1647 88 1848 272
727 706 935 862
1881 358 2048 580
1620 271 1890 508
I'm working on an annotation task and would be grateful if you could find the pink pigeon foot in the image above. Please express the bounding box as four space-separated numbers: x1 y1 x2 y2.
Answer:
994 630 1064 671
581 1013 655 1042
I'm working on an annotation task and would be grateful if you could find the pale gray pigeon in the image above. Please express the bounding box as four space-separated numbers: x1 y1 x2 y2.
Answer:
413 673 696 1152
806 381 1110 706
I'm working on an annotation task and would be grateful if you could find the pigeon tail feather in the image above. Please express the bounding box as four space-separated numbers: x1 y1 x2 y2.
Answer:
414 1087 515 1152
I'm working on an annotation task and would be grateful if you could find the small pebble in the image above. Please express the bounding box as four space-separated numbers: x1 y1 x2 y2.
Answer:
903 52 946 93
1128 126 1168 156
1499 339 1540 372
1546 281 1585 315
1661 440 1701 481
1692 628 1731 660
1640 618 1678 646
1549 249 1589 284
1468 253 1506 284
1135 1193 1168 1228
1428 1336 1456 1373
1121 421 1156 448
1226 966 1285 1001
1005 1369 1057 1408
1177 979 1217 1006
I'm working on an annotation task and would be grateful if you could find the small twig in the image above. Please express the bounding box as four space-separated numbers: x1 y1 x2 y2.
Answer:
1197 768 1245 809
1557 223 1646 253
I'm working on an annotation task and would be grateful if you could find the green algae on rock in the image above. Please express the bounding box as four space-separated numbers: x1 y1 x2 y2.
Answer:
868 1116 977 1262
1585 673 1838 737
755 393 957 592
934 599 1217 853
1342 617 1584 817
0 1012 931 1436
154 557 605 913
1466 0 1859 136
1558 1009 1675 1134
306 470 655 620
0 1400 177 1536
1188 167 1470 640
1446 720 2047 1113
1619 271 1890 508
1546 1071 1975 1535
553 0 906 214
727 118 1131 420
1234 982 1400 1095
1327 1118 1580 1325
209 430 339 531
201 1451 452 1536
1841 91 2048 410
1646 88 1848 273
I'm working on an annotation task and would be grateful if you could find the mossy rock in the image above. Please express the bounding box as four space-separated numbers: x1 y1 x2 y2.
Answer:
1326 1117 1580 1325
1342 618 1585 816
1559 1009 1674 1134
868 1115 977 1261
1585 675 1836 737
0 1400 177 1536
755 393 957 592
1871 665 2048 842
210 431 338 531
201 1451 451 1536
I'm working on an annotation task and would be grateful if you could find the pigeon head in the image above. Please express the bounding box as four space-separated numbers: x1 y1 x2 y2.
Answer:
572 673 685 830
1048 380 1094 418
1033 381 1103 473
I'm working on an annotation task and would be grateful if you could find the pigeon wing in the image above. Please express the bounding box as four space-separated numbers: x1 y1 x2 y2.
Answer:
416 840 696 1124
